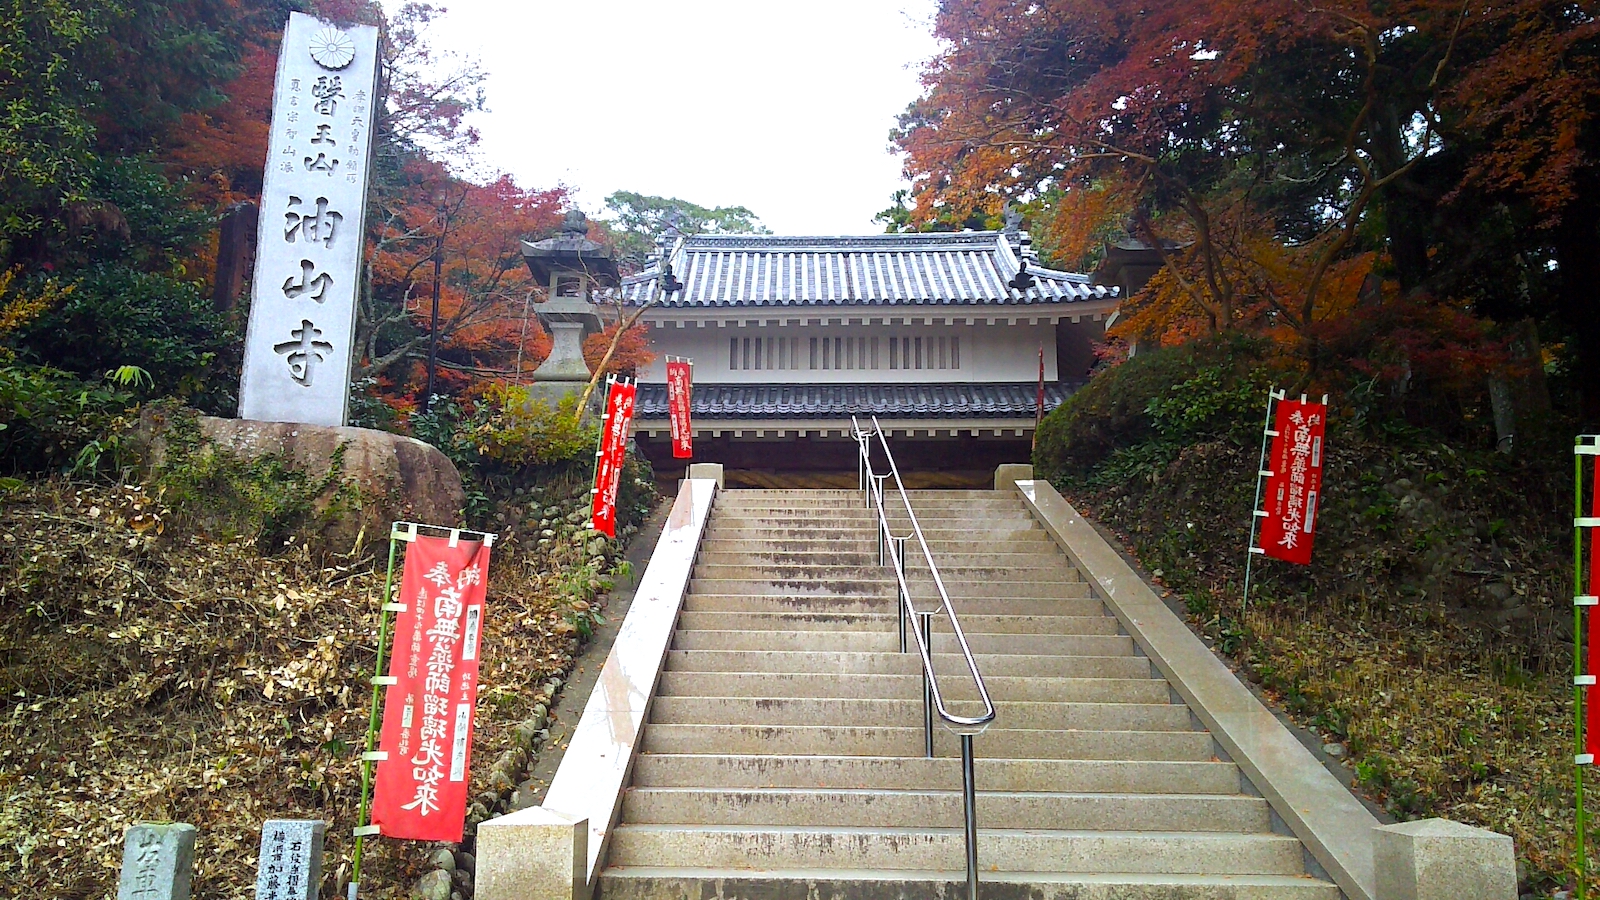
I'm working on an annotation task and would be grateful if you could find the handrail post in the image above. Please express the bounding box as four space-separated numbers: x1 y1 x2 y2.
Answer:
853 417 869 495
961 732 978 900
872 474 889 562
894 536 909 653
865 461 881 511
920 610 934 758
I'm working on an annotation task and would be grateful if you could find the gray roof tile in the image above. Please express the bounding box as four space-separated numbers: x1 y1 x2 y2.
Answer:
634 381 1076 420
618 232 1116 308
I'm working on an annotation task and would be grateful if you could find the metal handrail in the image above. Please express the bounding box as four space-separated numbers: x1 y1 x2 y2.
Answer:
851 415 994 900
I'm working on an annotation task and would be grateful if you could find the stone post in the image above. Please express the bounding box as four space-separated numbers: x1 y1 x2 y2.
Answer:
686 462 724 489
1373 818 1516 900
476 807 588 900
117 823 197 900
995 463 1034 492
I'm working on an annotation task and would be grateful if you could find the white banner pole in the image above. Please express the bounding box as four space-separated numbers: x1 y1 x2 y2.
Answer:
1243 387 1286 611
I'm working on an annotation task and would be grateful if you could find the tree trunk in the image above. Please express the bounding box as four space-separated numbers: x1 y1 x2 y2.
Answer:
1487 376 1515 454
1508 319 1551 415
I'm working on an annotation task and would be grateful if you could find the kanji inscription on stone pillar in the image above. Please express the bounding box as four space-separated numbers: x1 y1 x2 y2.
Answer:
238 12 379 426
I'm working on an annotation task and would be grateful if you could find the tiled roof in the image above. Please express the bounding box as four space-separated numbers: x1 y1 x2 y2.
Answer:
617 232 1116 308
634 381 1076 420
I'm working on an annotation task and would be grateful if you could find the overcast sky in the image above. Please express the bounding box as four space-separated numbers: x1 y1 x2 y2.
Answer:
402 0 943 235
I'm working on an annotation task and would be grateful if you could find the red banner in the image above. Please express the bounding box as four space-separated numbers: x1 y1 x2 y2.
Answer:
666 359 693 459
591 377 636 538
371 532 492 842
1258 399 1327 566
1589 601 1599 757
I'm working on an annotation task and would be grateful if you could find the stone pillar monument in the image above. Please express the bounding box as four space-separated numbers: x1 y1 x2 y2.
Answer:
520 211 618 405
238 13 381 426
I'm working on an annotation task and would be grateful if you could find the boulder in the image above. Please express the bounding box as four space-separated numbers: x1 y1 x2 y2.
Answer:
138 407 464 556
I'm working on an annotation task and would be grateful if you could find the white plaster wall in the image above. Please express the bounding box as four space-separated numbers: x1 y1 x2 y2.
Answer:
636 319 1065 383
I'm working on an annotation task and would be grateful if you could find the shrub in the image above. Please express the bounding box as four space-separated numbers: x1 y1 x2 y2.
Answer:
468 387 597 468
13 265 236 409
0 363 133 474
1034 333 1286 481
407 394 480 476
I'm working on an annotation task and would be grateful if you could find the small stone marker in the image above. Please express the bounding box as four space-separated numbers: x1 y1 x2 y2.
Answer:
254 819 326 900
117 822 197 900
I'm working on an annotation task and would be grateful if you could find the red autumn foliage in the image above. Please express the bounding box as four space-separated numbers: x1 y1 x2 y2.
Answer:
583 322 655 378
167 44 277 212
361 157 567 404
896 0 1600 404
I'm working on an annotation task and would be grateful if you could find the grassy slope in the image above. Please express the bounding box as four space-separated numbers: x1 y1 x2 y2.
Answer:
0 472 653 899
1055 422 1579 892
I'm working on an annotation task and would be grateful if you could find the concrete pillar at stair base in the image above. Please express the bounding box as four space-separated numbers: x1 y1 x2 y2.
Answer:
1374 818 1516 900
995 463 1034 492
687 463 724 488
475 807 587 900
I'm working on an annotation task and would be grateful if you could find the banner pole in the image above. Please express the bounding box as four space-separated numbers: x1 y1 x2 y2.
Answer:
1242 388 1283 611
349 525 404 900
1578 437 1590 900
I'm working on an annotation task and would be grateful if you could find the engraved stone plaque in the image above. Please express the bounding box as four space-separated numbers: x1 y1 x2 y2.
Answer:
238 12 379 426
253 819 326 900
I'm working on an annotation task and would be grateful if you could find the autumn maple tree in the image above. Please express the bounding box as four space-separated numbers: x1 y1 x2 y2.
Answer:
896 0 1600 418
357 157 566 405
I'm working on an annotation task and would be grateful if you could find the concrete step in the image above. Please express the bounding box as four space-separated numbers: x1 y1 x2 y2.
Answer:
698 538 1058 555
663 650 1153 680
656 672 1170 704
729 516 1020 530
718 488 1015 497
717 515 1040 529
630 754 1242 795
621 787 1271 832
693 564 1078 583
674 611 1124 636
605 824 1306 875
670 629 1136 657
578 486 1336 898
682 594 1107 617
715 491 1018 502
694 551 1067 569
705 523 1050 538
640 724 1215 760
717 512 1037 526
716 488 1008 496
721 499 1027 509
648 697 1194 732
688 579 1092 600
712 508 1037 520
715 492 1019 503
715 498 1027 511
597 869 1341 900
717 489 862 495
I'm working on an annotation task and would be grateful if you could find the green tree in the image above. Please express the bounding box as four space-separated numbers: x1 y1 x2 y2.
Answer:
0 0 107 261
0 0 273 271
601 190 768 270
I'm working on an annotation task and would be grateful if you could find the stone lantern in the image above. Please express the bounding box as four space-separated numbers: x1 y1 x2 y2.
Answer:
521 210 619 402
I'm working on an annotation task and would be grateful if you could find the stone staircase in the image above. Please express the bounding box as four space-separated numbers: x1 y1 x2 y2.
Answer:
596 489 1340 899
